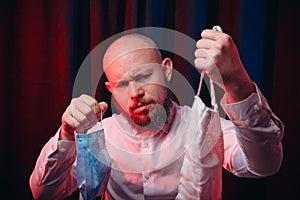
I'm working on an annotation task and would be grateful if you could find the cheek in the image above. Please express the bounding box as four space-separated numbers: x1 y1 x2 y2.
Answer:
113 92 130 111
147 84 168 103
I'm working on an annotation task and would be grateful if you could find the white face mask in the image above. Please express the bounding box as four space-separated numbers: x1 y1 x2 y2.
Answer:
176 73 224 200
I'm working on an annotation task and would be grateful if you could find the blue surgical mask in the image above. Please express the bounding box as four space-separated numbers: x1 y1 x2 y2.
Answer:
75 129 111 200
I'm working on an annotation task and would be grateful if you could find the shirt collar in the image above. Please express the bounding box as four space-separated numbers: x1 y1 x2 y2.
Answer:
113 101 177 137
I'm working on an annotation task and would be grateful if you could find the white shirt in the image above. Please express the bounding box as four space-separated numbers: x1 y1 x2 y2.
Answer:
29 85 284 200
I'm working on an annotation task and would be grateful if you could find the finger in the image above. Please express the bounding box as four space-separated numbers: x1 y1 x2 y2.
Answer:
194 48 219 69
71 103 90 128
99 101 108 112
194 57 212 70
71 116 85 133
79 94 101 114
63 111 84 133
212 25 223 32
194 48 209 59
61 111 76 136
201 29 224 40
196 38 214 49
96 102 108 120
72 98 98 124
75 126 85 134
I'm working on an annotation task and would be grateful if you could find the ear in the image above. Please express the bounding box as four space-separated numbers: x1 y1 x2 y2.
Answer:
105 82 113 93
161 58 173 82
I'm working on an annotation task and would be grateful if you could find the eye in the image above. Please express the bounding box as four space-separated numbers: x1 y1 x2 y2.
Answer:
116 80 129 88
135 73 151 82
142 74 151 79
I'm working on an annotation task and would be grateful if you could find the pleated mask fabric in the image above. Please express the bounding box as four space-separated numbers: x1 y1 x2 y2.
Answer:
75 128 111 200
176 73 224 200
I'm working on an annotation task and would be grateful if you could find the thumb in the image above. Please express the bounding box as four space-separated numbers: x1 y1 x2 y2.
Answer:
96 101 108 119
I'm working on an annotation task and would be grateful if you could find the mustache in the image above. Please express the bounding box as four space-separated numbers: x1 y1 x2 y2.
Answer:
129 99 154 111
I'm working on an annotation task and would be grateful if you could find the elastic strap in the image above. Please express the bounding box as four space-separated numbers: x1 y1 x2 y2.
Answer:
196 72 218 111
100 109 103 129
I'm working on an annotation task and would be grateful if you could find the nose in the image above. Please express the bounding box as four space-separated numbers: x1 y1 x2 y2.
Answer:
130 87 145 100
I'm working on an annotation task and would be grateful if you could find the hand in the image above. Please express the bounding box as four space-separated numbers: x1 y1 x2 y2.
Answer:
194 29 255 103
59 94 108 141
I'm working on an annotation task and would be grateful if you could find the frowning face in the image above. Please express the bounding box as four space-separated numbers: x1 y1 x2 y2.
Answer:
105 48 173 129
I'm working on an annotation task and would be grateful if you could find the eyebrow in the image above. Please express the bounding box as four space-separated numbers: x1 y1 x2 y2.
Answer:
129 68 152 78
111 65 156 86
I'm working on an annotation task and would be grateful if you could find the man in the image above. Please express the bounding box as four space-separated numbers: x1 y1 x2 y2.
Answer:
29 29 284 199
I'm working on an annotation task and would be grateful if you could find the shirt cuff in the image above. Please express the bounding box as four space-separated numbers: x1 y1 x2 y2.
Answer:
220 83 271 128
48 127 76 160
36 127 76 186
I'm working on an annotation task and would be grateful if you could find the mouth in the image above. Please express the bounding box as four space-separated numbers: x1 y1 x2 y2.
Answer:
130 101 153 114
133 103 152 114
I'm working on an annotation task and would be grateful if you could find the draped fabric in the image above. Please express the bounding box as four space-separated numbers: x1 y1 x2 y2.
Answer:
0 0 298 199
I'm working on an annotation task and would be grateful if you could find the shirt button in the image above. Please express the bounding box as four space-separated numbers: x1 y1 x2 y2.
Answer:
143 143 149 149
144 174 150 181
254 104 260 111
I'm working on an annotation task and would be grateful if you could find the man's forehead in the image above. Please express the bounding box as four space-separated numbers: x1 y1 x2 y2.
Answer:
103 34 159 70
105 61 161 81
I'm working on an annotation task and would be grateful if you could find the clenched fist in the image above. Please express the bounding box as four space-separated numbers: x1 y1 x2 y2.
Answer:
194 29 255 103
59 94 108 141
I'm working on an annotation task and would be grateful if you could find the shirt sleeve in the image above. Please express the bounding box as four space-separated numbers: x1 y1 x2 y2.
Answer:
29 127 78 199
220 83 284 177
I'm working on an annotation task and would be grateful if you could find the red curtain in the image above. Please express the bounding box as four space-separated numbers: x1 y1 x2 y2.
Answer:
0 0 299 199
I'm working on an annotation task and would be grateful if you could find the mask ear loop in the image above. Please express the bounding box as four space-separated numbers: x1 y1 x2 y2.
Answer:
100 109 103 130
97 109 103 131
197 72 205 97
196 25 222 110
196 72 218 110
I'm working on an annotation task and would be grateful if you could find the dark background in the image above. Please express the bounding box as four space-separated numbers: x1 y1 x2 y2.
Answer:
0 0 299 199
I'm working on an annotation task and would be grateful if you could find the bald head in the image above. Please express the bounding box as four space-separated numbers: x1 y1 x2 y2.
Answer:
103 34 162 71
